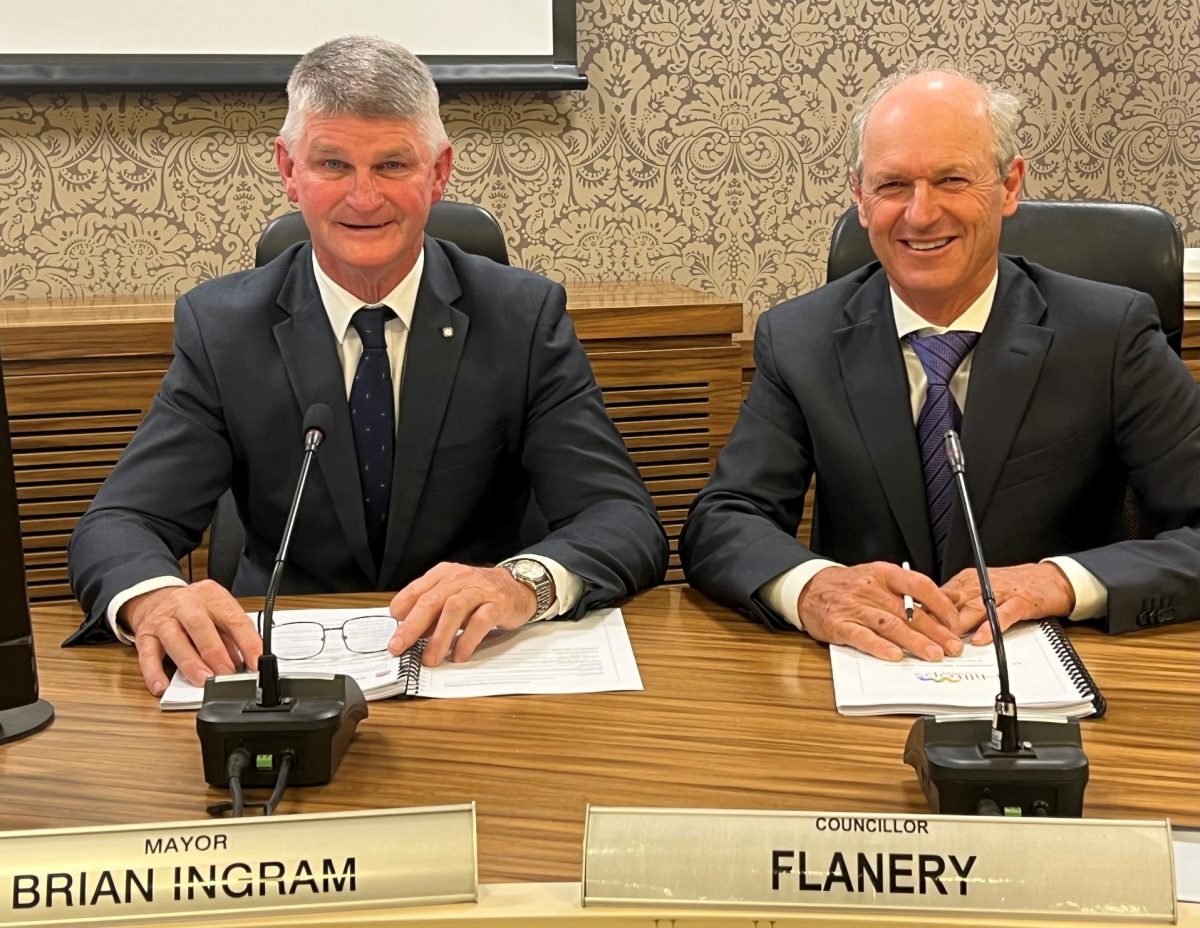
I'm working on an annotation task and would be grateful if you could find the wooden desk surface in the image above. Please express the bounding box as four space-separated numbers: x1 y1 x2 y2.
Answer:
11 586 1198 889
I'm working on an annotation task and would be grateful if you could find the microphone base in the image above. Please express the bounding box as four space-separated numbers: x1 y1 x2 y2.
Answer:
197 675 367 788
0 698 54 744
904 716 1088 817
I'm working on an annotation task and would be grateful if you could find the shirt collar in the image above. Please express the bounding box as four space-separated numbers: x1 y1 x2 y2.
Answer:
891 270 998 339
311 248 424 343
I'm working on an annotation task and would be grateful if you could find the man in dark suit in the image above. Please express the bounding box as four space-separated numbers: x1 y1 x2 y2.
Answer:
69 36 667 695
681 66 1200 662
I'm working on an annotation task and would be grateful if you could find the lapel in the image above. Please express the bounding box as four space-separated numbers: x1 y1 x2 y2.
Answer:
833 268 937 574
941 257 1053 576
272 246 376 582
379 239 470 582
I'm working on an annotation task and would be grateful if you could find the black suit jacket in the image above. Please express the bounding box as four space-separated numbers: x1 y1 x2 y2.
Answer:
68 238 667 641
681 257 1200 634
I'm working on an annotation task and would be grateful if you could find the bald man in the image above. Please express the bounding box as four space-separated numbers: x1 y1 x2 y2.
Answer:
681 66 1200 660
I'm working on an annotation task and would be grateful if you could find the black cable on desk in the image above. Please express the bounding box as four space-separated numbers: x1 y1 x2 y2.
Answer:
207 749 252 817
262 752 294 816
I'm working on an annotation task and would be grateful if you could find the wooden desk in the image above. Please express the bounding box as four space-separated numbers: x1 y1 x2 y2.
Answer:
0 283 742 601
11 588 1198 876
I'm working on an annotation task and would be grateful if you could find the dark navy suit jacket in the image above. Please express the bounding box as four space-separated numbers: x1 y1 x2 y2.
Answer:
681 256 1200 634
69 237 667 641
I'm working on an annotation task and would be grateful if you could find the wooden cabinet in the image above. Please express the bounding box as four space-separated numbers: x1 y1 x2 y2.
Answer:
0 283 742 601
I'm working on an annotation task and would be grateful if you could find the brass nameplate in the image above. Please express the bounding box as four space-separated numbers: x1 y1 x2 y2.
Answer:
0 804 477 926
583 807 1175 921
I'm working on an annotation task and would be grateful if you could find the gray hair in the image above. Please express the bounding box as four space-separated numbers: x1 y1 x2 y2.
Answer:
280 35 448 153
848 62 1021 182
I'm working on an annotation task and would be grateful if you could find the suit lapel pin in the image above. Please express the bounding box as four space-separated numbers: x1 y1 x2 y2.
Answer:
441 326 454 338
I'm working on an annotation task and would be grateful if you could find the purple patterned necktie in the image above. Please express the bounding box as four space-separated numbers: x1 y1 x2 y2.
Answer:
349 306 396 566
908 331 979 570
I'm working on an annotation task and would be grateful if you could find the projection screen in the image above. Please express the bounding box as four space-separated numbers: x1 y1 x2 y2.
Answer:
0 0 583 89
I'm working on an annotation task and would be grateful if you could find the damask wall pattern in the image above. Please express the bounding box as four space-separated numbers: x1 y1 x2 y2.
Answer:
1 0 1197 333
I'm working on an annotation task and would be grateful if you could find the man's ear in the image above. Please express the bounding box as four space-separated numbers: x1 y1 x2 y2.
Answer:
1000 157 1025 217
275 137 299 203
430 142 454 204
850 169 868 228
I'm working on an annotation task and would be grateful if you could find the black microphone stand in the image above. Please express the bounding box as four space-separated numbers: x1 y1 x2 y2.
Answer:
903 430 1089 817
256 422 324 709
197 404 367 805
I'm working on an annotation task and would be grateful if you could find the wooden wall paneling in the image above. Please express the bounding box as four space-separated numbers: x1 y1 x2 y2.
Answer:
589 346 741 581
5 370 166 601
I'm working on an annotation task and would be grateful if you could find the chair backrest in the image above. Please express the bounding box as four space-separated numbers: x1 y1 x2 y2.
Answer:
254 198 510 268
206 199 510 590
826 200 1184 353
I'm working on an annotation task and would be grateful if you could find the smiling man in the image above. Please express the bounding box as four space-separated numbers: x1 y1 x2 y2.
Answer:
681 65 1200 660
68 36 667 694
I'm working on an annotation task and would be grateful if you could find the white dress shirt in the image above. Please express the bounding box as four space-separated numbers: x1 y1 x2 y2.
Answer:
761 271 1107 630
106 248 580 640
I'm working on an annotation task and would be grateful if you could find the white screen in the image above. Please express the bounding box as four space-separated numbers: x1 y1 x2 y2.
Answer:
0 0 554 57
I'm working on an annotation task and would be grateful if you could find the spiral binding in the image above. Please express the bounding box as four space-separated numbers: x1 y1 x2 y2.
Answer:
400 638 427 696
1040 618 1107 718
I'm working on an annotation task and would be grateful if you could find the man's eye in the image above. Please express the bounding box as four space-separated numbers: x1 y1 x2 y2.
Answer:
323 159 346 170
941 177 970 188
380 161 405 170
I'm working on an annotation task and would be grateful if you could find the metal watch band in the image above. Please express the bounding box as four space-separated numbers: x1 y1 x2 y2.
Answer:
499 558 554 620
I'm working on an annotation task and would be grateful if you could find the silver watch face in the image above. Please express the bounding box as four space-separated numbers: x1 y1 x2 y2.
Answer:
511 559 547 582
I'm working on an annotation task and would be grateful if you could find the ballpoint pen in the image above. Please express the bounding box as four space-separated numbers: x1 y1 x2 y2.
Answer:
901 561 915 622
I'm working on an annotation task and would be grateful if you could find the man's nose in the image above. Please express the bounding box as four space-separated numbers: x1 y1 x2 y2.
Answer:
345 170 384 211
905 181 940 227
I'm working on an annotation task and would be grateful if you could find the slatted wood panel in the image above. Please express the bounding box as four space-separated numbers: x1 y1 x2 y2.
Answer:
4 370 165 601
591 346 741 581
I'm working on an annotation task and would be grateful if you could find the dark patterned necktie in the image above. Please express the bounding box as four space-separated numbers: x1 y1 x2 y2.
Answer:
908 331 979 570
349 307 396 566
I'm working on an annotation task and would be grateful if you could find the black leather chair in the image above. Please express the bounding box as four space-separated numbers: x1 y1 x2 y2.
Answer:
204 200 510 590
822 198 1185 544
826 199 1184 353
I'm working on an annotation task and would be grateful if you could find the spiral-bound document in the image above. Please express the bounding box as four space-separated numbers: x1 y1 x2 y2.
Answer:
830 619 1105 719
160 606 642 709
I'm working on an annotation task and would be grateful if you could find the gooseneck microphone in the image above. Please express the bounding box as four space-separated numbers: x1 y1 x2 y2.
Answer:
943 430 1020 754
903 429 1089 817
257 402 332 708
197 403 367 811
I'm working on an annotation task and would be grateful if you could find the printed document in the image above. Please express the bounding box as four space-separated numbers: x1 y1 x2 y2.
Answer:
161 606 642 709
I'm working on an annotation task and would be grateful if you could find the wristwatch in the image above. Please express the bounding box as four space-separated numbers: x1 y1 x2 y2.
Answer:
499 557 555 621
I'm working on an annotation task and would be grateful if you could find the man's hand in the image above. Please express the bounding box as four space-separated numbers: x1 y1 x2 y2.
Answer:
941 562 1075 645
388 562 539 666
796 562 963 662
122 580 262 696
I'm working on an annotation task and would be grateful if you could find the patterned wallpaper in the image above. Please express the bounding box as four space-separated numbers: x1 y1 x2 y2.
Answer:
2 0 1198 333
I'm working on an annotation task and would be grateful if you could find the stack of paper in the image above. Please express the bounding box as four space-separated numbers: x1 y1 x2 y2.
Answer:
829 621 1101 719
161 607 642 710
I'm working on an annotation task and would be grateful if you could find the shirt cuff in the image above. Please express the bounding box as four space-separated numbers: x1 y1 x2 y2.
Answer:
759 559 842 631
1042 556 1108 620
518 555 582 621
106 576 189 645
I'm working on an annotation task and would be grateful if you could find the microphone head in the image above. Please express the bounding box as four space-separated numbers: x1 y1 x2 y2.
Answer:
302 403 333 441
943 429 965 475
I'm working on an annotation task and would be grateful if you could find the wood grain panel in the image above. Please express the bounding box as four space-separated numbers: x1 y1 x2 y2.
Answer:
591 346 741 580
2 367 166 602
14 587 1199 892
